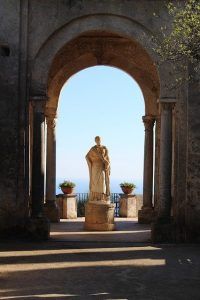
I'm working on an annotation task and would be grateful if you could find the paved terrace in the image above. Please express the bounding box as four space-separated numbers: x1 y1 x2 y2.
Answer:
50 218 151 243
0 219 200 299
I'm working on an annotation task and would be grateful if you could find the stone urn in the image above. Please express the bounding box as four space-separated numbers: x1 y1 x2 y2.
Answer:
61 187 74 194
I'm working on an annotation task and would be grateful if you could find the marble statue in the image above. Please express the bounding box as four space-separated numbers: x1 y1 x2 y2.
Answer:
86 136 110 202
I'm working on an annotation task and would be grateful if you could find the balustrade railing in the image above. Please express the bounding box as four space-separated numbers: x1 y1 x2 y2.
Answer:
76 193 120 216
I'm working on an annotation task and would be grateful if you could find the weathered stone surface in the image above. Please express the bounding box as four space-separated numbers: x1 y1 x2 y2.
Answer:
85 202 115 231
86 136 111 201
44 201 60 223
151 219 175 243
57 194 77 219
119 194 137 218
138 207 155 224
63 195 77 219
25 217 50 240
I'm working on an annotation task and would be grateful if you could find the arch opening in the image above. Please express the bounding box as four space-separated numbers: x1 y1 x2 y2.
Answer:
50 65 150 241
46 30 160 117
30 27 163 240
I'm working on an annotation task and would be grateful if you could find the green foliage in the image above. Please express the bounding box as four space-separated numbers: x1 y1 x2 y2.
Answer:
59 180 76 188
120 182 136 189
155 0 200 80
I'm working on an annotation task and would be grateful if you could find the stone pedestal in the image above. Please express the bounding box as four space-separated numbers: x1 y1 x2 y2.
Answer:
84 201 115 231
119 194 137 217
58 194 77 219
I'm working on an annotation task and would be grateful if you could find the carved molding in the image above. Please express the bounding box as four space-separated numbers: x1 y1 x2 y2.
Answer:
46 115 57 129
161 102 175 111
142 115 156 130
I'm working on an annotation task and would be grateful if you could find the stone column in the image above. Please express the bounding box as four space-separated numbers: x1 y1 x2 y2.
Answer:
153 116 161 212
138 115 155 224
151 99 176 242
44 109 60 222
28 96 50 240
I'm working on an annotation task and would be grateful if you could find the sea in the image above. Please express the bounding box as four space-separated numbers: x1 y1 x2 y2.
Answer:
56 178 143 195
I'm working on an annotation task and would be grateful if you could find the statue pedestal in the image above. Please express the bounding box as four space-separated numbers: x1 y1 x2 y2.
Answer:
119 194 137 218
84 201 115 231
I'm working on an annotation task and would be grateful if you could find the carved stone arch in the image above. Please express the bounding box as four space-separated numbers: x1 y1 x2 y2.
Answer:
28 10 182 242
30 14 162 100
46 32 160 115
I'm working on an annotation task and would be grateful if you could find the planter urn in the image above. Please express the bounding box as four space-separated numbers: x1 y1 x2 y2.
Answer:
61 186 74 194
121 186 134 195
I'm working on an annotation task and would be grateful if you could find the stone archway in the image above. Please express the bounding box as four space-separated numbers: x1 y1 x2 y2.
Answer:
45 31 159 224
30 18 176 241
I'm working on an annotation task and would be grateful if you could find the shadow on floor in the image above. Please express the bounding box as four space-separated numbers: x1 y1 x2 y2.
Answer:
0 241 200 300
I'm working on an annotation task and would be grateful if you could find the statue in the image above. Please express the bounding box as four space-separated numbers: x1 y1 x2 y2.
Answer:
86 136 110 202
84 136 115 231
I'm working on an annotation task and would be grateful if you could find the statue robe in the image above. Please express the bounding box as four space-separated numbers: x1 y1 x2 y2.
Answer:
86 145 110 201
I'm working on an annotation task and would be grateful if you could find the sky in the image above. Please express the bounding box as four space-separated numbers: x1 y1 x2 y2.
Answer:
56 66 145 193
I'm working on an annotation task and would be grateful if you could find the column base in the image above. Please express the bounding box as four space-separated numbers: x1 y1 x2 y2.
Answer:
138 207 155 224
151 218 175 243
26 216 50 240
44 200 60 222
84 201 115 231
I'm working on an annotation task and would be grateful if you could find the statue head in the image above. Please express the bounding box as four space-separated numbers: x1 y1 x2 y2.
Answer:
95 136 101 146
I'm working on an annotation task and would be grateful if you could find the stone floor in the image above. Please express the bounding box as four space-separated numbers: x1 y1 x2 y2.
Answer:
50 218 151 243
0 219 200 299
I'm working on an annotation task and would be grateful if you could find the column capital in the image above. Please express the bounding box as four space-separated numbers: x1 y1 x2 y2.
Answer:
46 116 56 129
161 102 176 111
160 98 176 111
45 108 57 129
160 97 176 103
45 107 57 117
30 96 47 113
142 115 156 130
30 95 49 101
155 115 161 124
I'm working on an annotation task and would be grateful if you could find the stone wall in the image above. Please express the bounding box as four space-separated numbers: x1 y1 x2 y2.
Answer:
185 67 200 242
0 0 199 241
0 1 27 234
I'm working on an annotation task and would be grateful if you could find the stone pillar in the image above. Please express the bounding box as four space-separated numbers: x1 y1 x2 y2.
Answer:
158 101 175 219
44 109 60 222
138 115 155 224
151 99 176 242
153 116 161 212
27 97 50 240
